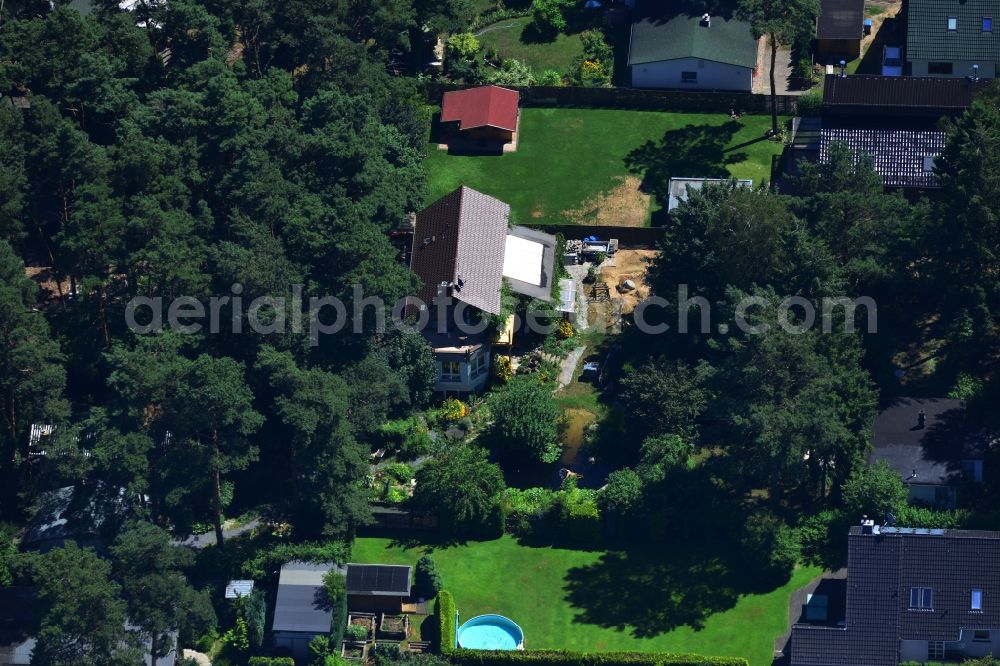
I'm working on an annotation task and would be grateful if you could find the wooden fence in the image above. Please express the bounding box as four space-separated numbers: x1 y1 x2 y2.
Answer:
423 82 799 115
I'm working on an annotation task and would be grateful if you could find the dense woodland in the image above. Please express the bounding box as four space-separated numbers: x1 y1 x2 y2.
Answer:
1 0 1000 664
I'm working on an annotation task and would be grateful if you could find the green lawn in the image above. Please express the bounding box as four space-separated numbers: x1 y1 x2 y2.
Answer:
353 536 819 666
477 17 586 74
426 108 786 226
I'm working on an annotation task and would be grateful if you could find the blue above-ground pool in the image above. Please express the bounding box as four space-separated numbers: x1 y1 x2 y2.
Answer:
457 614 525 650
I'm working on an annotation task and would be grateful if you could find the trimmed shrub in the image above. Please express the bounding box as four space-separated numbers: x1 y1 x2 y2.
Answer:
435 590 457 653
449 648 750 666
415 555 443 599
324 570 349 650
561 497 602 544
241 541 349 579
796 90 822 117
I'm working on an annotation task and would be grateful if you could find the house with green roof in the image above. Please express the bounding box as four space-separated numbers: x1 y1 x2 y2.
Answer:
905 0 999 78
628 0 758 90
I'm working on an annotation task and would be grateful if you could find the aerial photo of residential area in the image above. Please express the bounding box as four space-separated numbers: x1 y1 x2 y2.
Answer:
1 0 999 665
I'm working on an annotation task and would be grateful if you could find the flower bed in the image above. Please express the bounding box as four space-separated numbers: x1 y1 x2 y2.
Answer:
341 642 368 661
347 613 376 641
379 613 409 640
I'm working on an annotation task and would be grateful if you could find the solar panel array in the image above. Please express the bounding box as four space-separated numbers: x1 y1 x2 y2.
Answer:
820 127 946 188
346 564 411 595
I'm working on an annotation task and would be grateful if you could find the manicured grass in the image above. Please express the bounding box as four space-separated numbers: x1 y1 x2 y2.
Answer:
426 108 786 226
353 536 819 666
477 17 586 74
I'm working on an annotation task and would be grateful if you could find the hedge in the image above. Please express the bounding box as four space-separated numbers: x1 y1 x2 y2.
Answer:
436 590 457 653
448 649 749 666
248 658 295 666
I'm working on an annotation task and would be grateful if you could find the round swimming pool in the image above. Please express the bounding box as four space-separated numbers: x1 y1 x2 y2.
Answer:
456 614 524 650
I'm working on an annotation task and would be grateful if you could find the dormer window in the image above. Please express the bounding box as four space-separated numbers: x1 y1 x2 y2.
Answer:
910 587 934 610
948 16 958 30
972 588 983 611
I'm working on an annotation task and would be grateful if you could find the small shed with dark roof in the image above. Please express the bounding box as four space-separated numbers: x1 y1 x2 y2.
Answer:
345 564 412 612
440 86 520 144
815 0 864 60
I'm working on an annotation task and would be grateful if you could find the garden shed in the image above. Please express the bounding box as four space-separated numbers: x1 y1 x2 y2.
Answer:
345 563 412 612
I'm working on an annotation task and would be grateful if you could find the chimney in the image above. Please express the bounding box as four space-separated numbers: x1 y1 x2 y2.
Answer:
917 409 926 428
861 516 875 535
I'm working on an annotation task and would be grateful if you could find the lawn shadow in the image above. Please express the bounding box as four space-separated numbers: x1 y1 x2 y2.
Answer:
563 543 747 636
624 121 748 224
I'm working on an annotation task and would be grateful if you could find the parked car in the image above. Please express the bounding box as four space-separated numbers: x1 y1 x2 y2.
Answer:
882 46 903 76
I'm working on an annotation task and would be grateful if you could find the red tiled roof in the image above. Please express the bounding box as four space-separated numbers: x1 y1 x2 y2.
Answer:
440 85 520 132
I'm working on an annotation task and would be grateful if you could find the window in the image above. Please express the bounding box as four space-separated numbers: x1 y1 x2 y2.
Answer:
681 71 698 83
963 459 984 482
929 641 945 660
470 353 487 379
910 587 934 610
440 360 461 382
947 16 958 30
984 16 993 32
934 485 954 506
972 588 984 611
922 156 936 172
928 62 954 74
973 630 991 642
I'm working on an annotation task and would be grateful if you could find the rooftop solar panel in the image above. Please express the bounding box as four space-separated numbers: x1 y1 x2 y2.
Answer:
345 564 412 596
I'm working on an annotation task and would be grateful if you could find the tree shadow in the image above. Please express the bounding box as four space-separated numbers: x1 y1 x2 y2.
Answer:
624 121 748 222
563 542 750 636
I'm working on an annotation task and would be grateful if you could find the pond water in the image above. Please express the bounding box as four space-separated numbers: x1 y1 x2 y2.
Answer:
560 408 597 465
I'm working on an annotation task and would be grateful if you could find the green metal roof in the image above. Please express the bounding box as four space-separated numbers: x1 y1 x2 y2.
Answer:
905 0 1000 63
628 3 758 69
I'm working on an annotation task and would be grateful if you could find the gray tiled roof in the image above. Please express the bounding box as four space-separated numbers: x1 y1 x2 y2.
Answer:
628 0 758 69
906 0 1000 63
820 125 946 188
410 186 510 315
792 527 1000 666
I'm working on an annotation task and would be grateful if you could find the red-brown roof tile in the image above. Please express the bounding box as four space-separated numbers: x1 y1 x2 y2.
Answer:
440 85 520 132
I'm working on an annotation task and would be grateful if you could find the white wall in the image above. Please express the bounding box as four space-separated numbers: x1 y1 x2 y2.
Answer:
434 348 490 394
631 57 754 91
909 60 997 78
0 638 35 666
